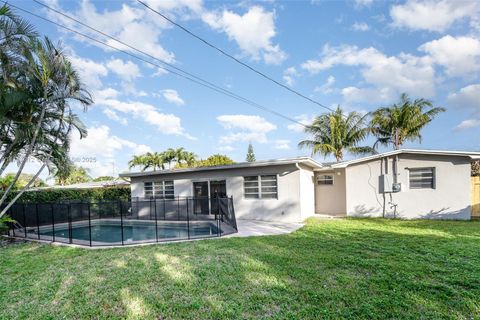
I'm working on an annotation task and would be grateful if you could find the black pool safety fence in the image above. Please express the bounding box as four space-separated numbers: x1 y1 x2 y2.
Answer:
6 196 238 247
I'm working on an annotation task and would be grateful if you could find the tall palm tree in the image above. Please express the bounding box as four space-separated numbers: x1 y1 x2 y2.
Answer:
299 106 373 162
0 34 92 217
371 93 445 150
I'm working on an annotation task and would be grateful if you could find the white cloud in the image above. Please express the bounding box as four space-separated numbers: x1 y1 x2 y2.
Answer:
217 114 276 144
283 67 299 86
202 6 287 64
142 0 203 14
274 140 290 150
106 59 141 81
70 125 152 177
455 119 480 131
97 99 195 139
161 89 185 106
390 0 479 32
419 35 480 78
103 109 128 125
352 22 370 31
355 0 374 7
314 75 335 94
69 56 108 89
301 44 436 102
448 84 480 114
287 114 315 132
341 86 395 104
46 0 175 63
92 88 120 101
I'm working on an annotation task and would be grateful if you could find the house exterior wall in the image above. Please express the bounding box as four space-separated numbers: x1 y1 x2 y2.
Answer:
298 164 316 220
344 154 472 220
314 168 347 216
129 163 314 222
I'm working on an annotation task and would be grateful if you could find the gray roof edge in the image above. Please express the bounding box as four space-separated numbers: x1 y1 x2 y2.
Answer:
319 149 480 169
120 157 322 178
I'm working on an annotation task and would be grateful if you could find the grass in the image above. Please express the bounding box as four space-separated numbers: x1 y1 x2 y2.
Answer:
1 218 480 319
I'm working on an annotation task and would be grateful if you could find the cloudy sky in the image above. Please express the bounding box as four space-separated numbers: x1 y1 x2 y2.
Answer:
9 0 480 180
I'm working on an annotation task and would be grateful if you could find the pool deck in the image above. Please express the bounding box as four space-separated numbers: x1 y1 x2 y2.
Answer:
229 219 304 237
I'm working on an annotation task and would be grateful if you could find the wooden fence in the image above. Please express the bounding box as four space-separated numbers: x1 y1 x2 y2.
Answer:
472 176 480 219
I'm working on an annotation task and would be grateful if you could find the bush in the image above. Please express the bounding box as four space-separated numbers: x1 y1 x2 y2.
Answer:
3 186 131 204
0 215 15 235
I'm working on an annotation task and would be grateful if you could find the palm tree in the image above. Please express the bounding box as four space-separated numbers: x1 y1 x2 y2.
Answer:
371 93 445 150
299 106 373 162
162 148 177 169
0 33 92 217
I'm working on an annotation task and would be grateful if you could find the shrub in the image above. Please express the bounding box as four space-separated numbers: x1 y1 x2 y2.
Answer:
3 186 131 204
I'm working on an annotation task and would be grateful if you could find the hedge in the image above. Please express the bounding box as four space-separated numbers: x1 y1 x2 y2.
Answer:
3 186 131 204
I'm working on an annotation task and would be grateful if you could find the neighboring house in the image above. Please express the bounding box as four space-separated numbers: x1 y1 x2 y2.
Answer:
121 149 480 222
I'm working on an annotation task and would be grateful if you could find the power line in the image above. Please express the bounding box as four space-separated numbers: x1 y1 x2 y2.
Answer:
137 0 337 114
8 1 308 128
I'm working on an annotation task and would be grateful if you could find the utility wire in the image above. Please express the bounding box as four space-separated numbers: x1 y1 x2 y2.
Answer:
9 1 308 128
138 0 336 114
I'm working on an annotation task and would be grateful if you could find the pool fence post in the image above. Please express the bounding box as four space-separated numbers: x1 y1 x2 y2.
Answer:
35 203 40 240
51 204 55 243
154 198 158 242
67 204 72 244
120 200 124 246
186 197 190 240
177 197 180 221
22 203 27 238
217 197 220 237
163 198 166 220
88 202 92 247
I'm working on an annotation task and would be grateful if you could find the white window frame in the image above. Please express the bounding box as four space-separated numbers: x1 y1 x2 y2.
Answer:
317 174 334 185
408 167 435 189
144 180 174 198
243 175 278 199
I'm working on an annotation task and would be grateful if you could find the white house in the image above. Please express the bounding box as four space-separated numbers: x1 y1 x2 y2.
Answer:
120 149 480 222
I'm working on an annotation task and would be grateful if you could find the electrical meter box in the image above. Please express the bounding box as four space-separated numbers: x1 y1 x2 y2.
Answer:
380 174 402 193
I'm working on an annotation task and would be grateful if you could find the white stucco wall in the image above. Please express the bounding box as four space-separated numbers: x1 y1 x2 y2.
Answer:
344 154 472 220
298 165 316 220
314 168 346 216
129 163 311 222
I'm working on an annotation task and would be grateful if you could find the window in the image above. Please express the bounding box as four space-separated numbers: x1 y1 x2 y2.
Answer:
317 174 334 185
409 168 435 189
244 175 278 199
144 181 174 198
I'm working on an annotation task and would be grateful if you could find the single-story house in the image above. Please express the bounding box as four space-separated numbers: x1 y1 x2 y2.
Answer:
120 149 480 222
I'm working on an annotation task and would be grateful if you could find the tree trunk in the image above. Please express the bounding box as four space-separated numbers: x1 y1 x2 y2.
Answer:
0 162 46 218
0 103 47 208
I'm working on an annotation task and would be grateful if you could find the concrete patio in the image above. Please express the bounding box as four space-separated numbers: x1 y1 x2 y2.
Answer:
230 219 305 237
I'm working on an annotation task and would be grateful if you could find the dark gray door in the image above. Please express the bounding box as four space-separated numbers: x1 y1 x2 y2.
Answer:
193 181 209 215
210 180 226 215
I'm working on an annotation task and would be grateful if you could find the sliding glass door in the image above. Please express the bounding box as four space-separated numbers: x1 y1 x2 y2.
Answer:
192 180 227 215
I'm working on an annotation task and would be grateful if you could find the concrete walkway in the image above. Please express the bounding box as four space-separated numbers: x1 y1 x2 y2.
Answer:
230 219 304 237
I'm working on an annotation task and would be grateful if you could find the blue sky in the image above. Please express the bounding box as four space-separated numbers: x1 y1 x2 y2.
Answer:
10 0 480 179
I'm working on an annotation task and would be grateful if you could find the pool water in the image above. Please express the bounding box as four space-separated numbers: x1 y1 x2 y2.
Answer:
41 222 220 244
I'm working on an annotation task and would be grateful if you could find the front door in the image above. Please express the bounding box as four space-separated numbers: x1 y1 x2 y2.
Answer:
193 181 209 215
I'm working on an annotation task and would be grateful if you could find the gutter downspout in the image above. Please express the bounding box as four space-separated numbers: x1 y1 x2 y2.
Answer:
295 162 303 220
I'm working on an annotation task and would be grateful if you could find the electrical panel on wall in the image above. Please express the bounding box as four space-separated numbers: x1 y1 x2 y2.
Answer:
379 174 402 193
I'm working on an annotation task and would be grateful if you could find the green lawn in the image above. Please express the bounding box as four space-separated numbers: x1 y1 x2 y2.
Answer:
1 218 479 319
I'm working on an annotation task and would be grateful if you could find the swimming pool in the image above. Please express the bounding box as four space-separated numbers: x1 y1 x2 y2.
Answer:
37 220 223 245
7 197 238 247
